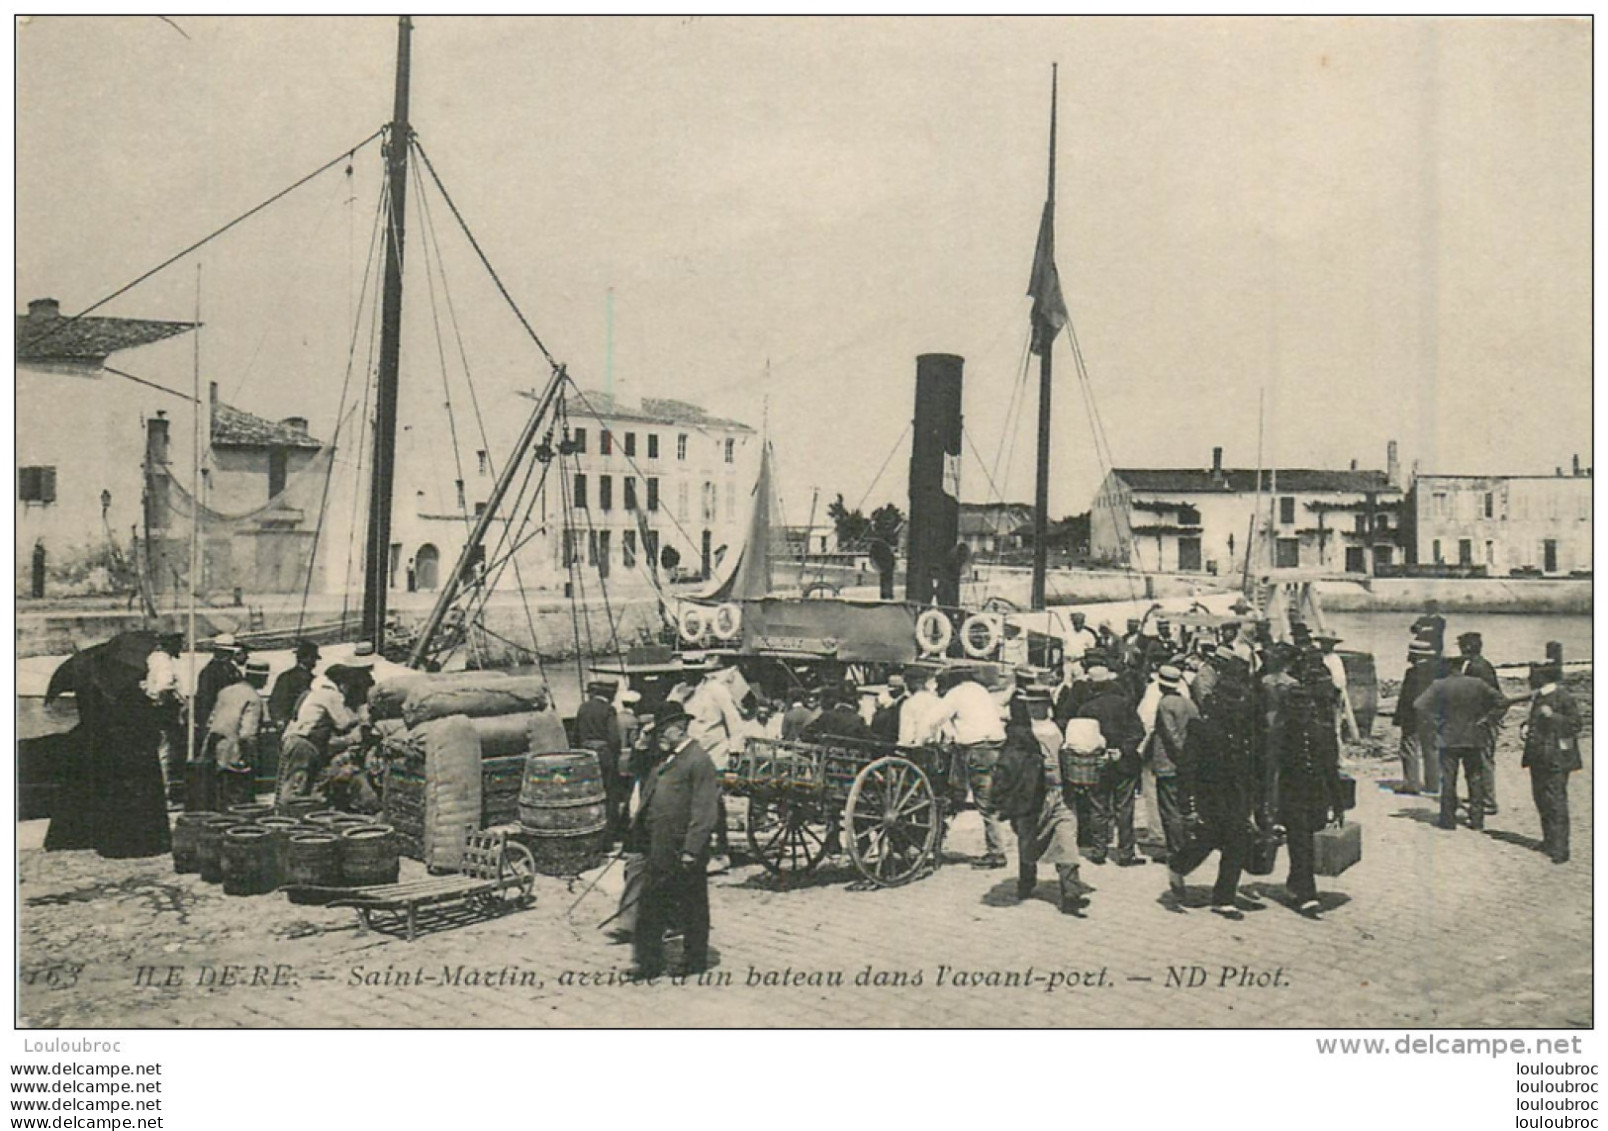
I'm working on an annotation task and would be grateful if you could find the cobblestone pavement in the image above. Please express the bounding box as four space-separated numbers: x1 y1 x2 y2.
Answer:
18 715 1591 1029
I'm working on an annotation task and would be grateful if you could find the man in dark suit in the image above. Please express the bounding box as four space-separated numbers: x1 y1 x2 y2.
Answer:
870 673 907 745
575 679 625 843
629 703 721 979
1414 663 1507 831
1457 632 1503 814
1521 663 1582 864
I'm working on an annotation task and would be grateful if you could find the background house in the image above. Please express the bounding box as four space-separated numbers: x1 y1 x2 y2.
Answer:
1089 444 1405 577
1404 463 1592 576
383 387 758 595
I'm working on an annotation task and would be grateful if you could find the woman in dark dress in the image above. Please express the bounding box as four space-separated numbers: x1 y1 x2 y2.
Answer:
44 633 172 859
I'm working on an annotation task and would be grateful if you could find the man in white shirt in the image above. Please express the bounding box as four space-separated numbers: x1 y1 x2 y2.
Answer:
935 666 1009 868
143 632 186 805
898 666 946 747
686 662 746 772
1065 611 1099 663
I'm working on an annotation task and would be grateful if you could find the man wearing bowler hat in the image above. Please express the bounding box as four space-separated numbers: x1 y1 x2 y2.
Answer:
629 702 721 979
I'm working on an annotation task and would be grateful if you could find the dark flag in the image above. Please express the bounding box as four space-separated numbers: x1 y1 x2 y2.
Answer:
1027 200 1068 355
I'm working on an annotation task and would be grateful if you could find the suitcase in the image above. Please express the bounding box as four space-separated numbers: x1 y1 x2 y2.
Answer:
1245 830 1283 876
1313 821 1362 876
1336 773 1357 811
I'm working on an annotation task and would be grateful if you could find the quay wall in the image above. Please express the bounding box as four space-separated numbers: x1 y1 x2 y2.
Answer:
1314 577 1591 614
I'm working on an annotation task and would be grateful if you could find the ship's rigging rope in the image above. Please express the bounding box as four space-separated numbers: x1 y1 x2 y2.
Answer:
19 128 385 355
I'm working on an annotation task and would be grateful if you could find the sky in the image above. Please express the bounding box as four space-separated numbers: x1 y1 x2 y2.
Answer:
14 16 1593 523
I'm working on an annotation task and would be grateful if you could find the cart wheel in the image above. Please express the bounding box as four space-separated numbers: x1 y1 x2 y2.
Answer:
845 756 938 887
503 842 537 903
746 797 831 879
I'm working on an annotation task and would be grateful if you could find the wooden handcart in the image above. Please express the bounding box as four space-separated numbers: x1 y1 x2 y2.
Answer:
725 737 952 887
321 827 536 941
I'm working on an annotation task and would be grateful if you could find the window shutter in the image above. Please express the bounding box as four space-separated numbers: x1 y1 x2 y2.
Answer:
41 467 56 504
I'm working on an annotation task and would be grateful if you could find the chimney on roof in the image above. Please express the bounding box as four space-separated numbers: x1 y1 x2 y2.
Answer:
1387 440 1401 489
27 298 61 321
1572 453 1581 476
146 412 170 466
281 416 308 435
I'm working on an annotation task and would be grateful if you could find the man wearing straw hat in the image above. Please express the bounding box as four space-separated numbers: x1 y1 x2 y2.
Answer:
1393 638 1440 795
1073 661 1146 867
1147 665 1198 863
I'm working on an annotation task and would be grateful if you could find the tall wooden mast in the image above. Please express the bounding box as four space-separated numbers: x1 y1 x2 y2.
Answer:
1029 65 1058 611
362 15 414 650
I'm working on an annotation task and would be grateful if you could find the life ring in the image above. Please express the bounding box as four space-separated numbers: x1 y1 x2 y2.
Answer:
915 608 953 656
679 606 709 645
712 603 743 641
959 613 1003 659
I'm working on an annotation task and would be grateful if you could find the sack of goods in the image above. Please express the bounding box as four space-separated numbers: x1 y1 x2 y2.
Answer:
369 670 509 721
401 675 550 729
1062 718 1105 755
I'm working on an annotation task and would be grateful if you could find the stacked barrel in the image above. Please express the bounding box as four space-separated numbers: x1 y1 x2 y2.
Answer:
171 805 402 898
518 749 608 877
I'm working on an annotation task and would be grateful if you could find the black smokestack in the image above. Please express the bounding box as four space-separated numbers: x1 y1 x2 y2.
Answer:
907 354 964 606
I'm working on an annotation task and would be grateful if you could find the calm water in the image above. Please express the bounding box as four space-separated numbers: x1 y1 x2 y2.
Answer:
1326 611 1593 686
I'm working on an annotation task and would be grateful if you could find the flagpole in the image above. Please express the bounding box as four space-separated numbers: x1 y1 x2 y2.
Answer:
1030 64 1058 612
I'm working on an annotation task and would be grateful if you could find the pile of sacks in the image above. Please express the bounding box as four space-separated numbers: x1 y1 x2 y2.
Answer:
372 671 566 870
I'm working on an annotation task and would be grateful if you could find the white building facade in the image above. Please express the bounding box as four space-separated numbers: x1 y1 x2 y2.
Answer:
1408 471 1592 575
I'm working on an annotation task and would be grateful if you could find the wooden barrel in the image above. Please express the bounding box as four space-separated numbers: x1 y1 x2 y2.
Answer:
221 826 276 896
519 751 607 831
171 812 210 874
285 832 341 888
328 814 375 833
1340 650 1379 737
196 816 243 884
277 795 323 820
340 825 400 886
302 809 345 828
255 816 301 886
228 801 274 821
518 751 608 877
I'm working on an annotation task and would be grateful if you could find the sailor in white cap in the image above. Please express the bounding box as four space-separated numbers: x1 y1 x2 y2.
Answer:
1148 665 1199 864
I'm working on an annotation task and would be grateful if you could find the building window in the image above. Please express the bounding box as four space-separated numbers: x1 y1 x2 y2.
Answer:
624 477 638 511
1432 491 1448 517
562 530 579 568
573 473 588 509
724 438 735 464
644 530 660 571
1486 540 1495 565
601 430 613 457
1458 538 1473 567
1278 496 1295 525
599 475 613 511
474 501 486 518
677 434 688 461
647 433 659 460
624 432 636 458
677 482 689 521
1432 539 1443 564
478 450 490 475
588 530 599 566
647 478 660 512
1376 512 1391 532
1275 538 1300 568
1353 513 1367 535
268 449 288 500
702 481 717 522
1484 492 1494 518
572 427 587 453
18 466 56 505
456 479 466 510
623 529 637 568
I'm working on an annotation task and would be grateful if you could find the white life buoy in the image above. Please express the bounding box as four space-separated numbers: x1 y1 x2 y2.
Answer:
915 608 953 656
679 605 709 645
959 613 1003 659
712 603 743 641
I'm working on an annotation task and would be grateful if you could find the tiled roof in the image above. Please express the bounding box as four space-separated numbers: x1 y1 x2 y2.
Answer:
1112 468 1397 495
563 389 755 433
16 312 196 362
958 503 1033 537
212 401 322 449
